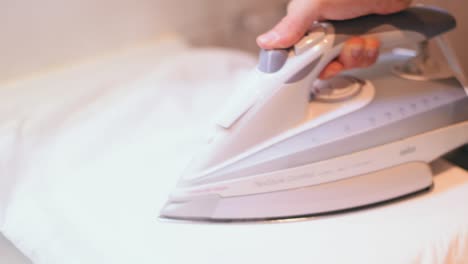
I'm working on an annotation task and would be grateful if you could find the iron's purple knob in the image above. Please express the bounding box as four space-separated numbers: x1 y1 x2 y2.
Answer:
257 49 289 73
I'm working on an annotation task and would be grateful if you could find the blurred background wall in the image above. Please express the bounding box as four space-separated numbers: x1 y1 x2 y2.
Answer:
0 0 466 81
0 0 288 81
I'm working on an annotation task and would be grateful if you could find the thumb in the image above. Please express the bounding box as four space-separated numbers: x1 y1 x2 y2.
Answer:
257 0 320 49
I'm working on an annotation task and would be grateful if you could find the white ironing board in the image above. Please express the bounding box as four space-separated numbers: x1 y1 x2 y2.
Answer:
0 41 467 264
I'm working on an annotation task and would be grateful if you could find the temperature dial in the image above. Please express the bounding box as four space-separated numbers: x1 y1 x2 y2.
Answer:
312 76 364 102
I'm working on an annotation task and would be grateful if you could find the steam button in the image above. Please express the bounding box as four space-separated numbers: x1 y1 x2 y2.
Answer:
258 49 289 73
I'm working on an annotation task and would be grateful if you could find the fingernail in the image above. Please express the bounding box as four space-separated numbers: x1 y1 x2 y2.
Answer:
351 47 363 59
258 31 280 45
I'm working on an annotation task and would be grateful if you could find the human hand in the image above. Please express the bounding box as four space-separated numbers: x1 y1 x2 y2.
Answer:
257 0 412 79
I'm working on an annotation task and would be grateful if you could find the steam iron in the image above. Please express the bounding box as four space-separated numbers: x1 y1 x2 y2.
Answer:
160 6 468 222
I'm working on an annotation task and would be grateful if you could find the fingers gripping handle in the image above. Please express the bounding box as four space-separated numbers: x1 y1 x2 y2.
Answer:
258 6 456 78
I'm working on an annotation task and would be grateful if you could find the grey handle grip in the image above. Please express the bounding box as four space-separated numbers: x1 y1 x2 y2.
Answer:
330 6 456 43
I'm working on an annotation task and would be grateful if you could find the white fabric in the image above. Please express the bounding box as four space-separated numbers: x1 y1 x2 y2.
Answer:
0 39 468 264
